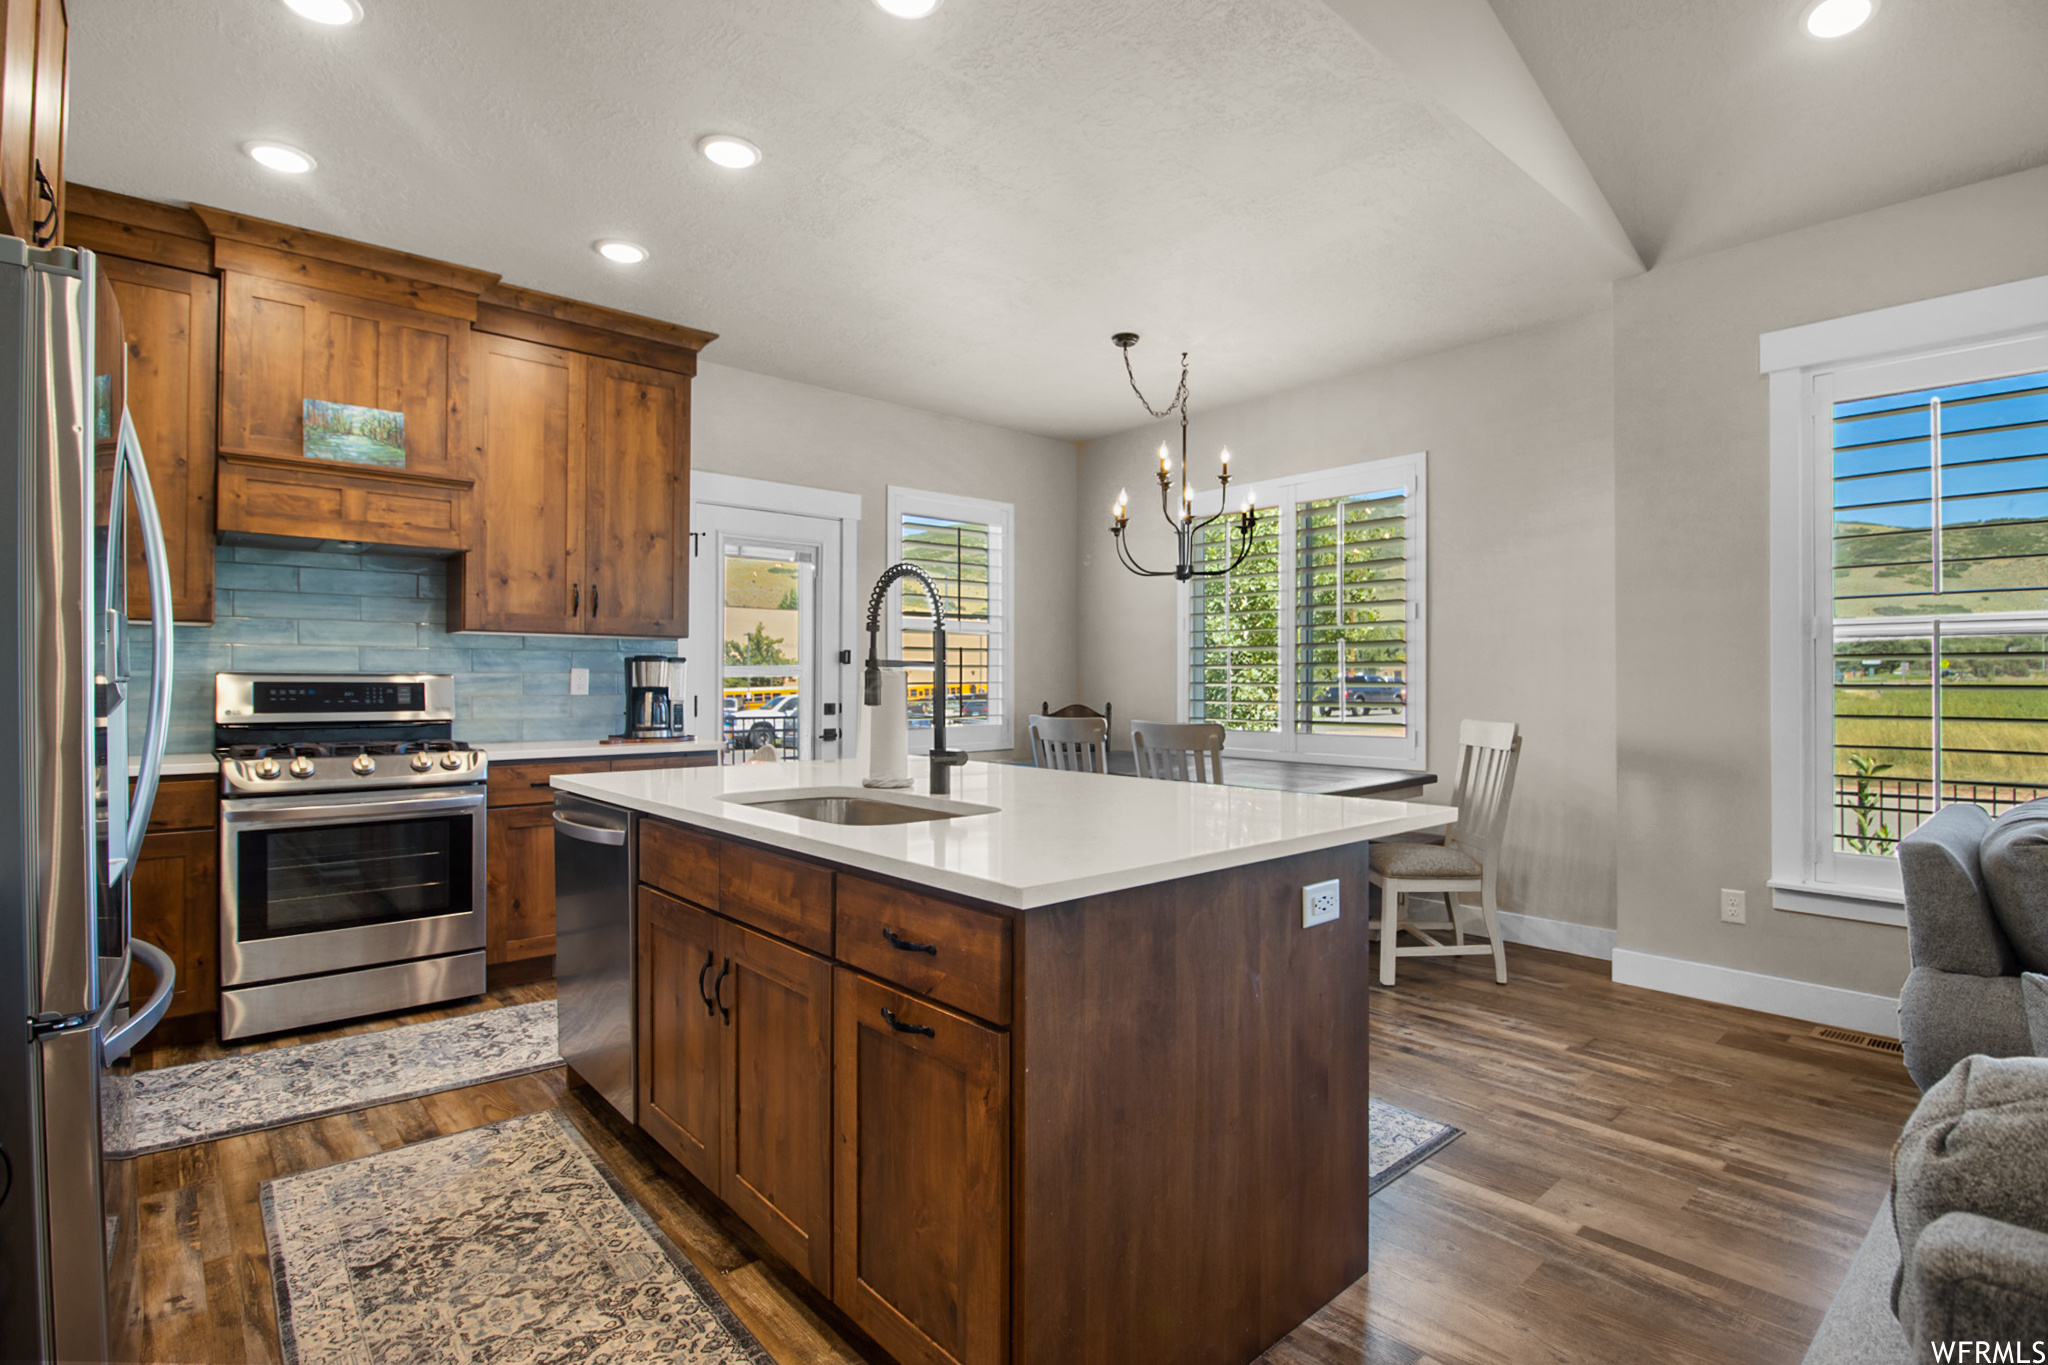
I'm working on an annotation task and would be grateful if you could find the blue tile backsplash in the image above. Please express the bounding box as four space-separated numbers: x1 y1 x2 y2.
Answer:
129 545 680 754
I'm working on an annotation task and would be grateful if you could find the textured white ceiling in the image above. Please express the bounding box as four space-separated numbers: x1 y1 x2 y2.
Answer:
65 0 1628 440
1488 0 2048 266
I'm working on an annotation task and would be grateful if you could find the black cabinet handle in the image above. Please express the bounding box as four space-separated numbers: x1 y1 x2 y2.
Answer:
0 1142 11 1208
571 583 580 617
591 585 599 617
882 927 938 956
697 950 716 1017
529 780 553 788
714 958 731 1024
881 1007 934 1038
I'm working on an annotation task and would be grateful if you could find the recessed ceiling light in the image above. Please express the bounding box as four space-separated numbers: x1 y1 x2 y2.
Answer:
244 142 316 174
872 0 942 17
697 135 762 170
1802 0 1875 38
595 241 649 265
282 0 363 24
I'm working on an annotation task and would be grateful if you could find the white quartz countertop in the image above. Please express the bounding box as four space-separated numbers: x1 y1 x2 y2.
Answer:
553 758 1457 910
484 738 720 762
138 736 719 779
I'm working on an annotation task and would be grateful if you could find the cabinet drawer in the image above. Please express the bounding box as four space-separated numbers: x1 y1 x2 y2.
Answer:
836 876 1011 1026
720 842 832 956
487 759 611 806
640 818 720 911
145 775 218 832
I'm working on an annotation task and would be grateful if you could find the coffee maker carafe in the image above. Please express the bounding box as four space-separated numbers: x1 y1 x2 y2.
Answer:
623 655 684 739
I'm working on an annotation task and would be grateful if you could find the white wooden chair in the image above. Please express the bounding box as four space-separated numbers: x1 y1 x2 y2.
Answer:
1129 720 1225 783
1027 713 1111 774
1368 719 1521 985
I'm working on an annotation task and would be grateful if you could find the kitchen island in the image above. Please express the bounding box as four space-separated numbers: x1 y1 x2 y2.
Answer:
551 758 1455 1365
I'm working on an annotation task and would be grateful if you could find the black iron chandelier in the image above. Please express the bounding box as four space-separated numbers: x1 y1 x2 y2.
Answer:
1106 333 1261 581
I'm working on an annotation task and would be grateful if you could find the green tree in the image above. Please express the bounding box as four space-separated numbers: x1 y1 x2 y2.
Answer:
725 622 791 665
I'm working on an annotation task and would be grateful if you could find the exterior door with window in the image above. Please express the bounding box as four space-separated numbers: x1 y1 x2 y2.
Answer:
687 505 844 762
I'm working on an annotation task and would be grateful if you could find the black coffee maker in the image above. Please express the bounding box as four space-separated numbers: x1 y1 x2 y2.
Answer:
623 655 684 739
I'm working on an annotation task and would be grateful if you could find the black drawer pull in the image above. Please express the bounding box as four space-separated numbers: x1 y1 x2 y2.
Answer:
529 780 553 788
882 927 938 956
697 949 716 1017
881 1007 934 1037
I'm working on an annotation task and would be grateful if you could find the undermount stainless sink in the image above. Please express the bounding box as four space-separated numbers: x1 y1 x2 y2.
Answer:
723 788 998 826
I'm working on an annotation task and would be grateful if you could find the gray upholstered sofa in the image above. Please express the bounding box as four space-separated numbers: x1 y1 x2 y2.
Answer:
1804 800 2048 1364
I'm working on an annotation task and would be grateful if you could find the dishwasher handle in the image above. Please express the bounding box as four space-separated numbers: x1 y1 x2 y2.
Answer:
552 811 626 846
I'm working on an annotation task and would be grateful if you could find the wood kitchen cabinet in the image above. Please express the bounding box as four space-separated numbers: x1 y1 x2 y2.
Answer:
834 970 1009 1365
128 775 219 1026
0 0 63 248
638 885 835 1292
100 256 218 623
197 206 492 553
460 334 691 636
485 753 715 982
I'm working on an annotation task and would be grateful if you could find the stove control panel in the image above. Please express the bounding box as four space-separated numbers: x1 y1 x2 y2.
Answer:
220 746 487 795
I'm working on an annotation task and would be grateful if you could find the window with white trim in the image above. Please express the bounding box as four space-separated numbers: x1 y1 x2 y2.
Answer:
887 487 1013 753
1768 301 2048 919
1176 453 1426 767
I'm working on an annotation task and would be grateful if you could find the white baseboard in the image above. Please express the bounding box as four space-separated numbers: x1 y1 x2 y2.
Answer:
1494 910 1616 961
1610 948 1902 1038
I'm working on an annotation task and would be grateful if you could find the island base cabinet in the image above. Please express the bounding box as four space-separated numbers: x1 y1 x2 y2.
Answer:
832 970 1008 1365
639 891 835 1293
639 889 723 1189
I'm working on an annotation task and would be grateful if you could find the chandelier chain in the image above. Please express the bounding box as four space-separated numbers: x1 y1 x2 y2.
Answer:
1122 346 1189 422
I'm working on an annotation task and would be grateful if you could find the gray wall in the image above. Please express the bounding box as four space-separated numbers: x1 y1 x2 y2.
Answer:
1612 162 2048 997
1075 311 1619 933
691 359 1081 760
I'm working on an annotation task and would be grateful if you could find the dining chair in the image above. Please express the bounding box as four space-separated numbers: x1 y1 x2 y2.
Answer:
1042 700 1113 735
1368 719 1521 985
1027 713 1111 773
1129 720 1225 783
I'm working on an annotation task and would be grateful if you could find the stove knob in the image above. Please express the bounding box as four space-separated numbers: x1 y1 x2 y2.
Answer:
410 752 435 772
352 753 377 776
288 755 317 779
438 752 464 770
254 757 281 780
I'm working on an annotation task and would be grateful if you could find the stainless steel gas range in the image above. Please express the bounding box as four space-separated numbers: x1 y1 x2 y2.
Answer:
214 673 488 1040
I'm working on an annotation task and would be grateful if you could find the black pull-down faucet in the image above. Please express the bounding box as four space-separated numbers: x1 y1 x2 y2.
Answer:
864 563 969 795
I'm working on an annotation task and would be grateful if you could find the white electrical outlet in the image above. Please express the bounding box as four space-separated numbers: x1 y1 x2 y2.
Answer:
1720 888 1746 924
1302 879 1341 928
569 667 589 696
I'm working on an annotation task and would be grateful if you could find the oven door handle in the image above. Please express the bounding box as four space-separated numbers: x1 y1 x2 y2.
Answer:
222 788 487 827
552 812 626 846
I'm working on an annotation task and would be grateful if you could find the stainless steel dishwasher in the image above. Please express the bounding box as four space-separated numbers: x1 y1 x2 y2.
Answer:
553 793 636 1122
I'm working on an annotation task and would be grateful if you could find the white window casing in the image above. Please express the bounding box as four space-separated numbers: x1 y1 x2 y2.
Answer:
886 486 1015 754
1764 274 2048 924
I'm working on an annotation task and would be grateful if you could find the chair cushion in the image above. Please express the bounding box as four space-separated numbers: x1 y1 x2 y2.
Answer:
2025 973 2048 1056
1900 1212 2048 1354
1369 842 1482 879
1890 1054 2048 1327
1983 798 2048 973
1899 804 2013 978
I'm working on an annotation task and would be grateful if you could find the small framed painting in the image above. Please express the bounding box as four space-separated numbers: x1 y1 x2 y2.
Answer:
303 399 406 468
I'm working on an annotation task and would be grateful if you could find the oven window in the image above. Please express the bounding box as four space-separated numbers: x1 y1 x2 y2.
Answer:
236 814 473 939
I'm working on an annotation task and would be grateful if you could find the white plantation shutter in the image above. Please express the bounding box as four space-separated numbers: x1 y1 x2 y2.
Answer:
888 489 1013 752
1177 453 1426 767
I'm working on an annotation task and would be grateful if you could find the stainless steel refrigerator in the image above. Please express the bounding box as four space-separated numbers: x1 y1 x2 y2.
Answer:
0 238 177 1363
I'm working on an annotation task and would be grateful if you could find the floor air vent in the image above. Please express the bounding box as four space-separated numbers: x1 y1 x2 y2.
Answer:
1812 1026 1905 1055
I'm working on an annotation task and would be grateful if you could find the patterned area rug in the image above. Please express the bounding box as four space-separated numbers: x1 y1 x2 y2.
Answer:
107 1001 561 1158
1369 1100 1461 1196
263 1110 772 1365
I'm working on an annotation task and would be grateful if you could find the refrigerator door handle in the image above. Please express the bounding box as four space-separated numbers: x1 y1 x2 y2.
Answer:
120 407 174 862
100 938 173 1064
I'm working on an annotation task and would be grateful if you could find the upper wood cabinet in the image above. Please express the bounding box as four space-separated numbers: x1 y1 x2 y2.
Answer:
461 297 706 636
0 0 62 247
195 206 493 553
100 256 218 623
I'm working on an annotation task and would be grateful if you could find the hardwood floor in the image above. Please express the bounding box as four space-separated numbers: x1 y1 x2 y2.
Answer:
115 946 1919 1364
